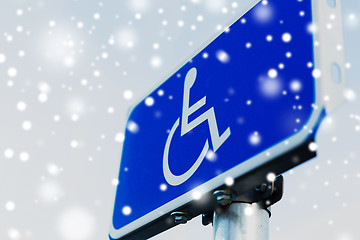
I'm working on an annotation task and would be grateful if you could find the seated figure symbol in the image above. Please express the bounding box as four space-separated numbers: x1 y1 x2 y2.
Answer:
163 67 231 186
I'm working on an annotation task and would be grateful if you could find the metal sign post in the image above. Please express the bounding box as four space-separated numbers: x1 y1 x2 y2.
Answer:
213 203 269 240
203 176 283 240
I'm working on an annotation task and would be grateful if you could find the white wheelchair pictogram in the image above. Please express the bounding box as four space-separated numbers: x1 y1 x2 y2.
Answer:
163 67 231 186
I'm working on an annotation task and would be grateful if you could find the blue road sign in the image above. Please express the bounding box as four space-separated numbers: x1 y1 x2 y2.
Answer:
110 0 344 239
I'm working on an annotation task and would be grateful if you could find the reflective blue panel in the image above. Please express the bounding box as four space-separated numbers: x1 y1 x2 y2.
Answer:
113 0 315 231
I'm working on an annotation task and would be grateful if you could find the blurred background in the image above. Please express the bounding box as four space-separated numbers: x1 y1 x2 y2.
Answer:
0 0 359 239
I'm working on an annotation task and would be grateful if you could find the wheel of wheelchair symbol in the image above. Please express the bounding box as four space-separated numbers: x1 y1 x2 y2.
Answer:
163 118 209 186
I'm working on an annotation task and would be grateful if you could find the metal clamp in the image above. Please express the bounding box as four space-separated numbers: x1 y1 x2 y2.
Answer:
202 175 284 226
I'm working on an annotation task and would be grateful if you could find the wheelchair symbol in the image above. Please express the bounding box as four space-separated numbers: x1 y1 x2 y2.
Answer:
163 67 231 186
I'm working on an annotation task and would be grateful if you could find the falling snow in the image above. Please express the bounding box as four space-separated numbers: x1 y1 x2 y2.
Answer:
159 183 167 191
122 206 132 216
123 90 134 100
4 149 14 159
8 68 18 78
19 152 29 162
282 32 292 42
70 140 79 148
205 149 217 162
312 69 322 78
5 201 16 211
290 79 302 92
192 191 202 200
268 68 278 78
57 207 96 240
115 132 125 142
22 121 32 131
216 50 230 63
309 142 318 152
249 131 261 146
16 102 27 111
344 89 357 101
0 1 359 240
0 53 6 63
8 228 21 240
150 56 163 68
38 181 64 203
47 163 61 176
145 97 155 106
259 76 282 98
127 121 139 133
112 178 119 186
267 172 276 182
225 176 234 186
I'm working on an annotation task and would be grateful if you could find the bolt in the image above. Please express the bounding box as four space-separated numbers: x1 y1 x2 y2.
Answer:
202 212 213 226
213 190 234 206
171 212 191 224
255 183 268 192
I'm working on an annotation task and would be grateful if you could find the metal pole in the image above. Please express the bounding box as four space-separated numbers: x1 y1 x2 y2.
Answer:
213 202 269 240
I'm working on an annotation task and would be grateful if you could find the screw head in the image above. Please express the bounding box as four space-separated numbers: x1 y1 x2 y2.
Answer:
171 212 191 224
213 190 234 205
255 183 268 192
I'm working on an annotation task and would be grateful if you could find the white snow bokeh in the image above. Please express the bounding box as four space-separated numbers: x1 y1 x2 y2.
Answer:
225 176 234 186
38 181 64 203
282 33 292 43
5 201 16 211
159 183 167 191
290 79 302 92
216 50 230 63
145 96 155 106
259 75 283 98
46 163 62 176
128 0 150 12
204 0 228 14
8 228 21 240
114 132 125 142
249 131 261 146
19 152 29 162
123 90 134 100
205 149 217 162
22 120 32 131
42 28 79 67
17 101 27 111
122 206 132 216
57 207 96 240
8 68 18 78
266 172 276 182
268 68 278 78
66 98 86 121
4 148 14 159
127 121 139 133
150 56 163 68
117 28 138 49
346 13 358 28
0 53 6 63
252 2 274 23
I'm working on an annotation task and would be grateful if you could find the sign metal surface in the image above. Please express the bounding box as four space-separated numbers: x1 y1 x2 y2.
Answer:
110 0 345 239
